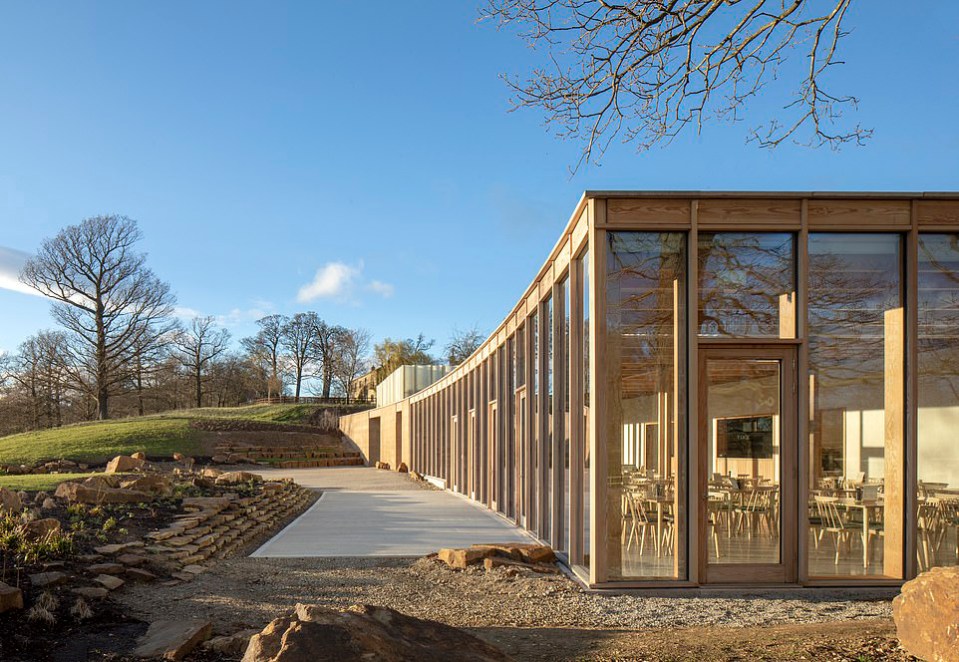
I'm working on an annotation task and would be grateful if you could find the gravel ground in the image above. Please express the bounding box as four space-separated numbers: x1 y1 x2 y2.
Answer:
117 555 898 659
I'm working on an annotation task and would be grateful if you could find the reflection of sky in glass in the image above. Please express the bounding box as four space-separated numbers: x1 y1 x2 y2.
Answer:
697 232 794 337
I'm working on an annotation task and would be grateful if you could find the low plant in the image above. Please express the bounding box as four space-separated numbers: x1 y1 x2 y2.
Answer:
26 604 56 625
70 597 93 621
36 590 59 612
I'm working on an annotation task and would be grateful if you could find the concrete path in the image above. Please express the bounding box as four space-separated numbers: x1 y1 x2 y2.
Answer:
250 467 534 557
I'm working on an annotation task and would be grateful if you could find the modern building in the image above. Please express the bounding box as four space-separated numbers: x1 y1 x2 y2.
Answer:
375 364 453 408
340 191 959 589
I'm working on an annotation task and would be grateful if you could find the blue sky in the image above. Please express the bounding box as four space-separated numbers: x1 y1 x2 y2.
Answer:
1 1 957 361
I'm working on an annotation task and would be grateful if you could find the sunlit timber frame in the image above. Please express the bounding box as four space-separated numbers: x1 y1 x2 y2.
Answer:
340 191 959 589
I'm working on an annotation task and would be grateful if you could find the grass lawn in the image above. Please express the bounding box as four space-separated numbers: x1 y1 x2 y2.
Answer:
176 402 365 424
0 472 111 491
0 418 201 466
0 402 361 466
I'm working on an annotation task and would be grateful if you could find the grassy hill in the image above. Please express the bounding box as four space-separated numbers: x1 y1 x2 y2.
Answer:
0 403 361 466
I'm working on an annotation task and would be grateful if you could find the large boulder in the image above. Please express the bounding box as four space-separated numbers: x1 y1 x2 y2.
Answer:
134 619 213 660
893 565 959 662
0 487 23 514
24 517 61 541
215 471 263 485
55 481 151 505
105 455 145 474
242 603 511 662
120 475 172 495
0 582 23 613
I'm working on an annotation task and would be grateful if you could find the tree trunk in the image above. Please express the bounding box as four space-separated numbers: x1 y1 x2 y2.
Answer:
136 360 145 416
96 301 109 420
322 368 333 399
294 369 302 402
195 369 203 408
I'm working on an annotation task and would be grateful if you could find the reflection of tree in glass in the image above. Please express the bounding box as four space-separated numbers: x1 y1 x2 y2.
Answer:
918 235 959 402
606 233 684 400
808 241 900 390
697 233 794 338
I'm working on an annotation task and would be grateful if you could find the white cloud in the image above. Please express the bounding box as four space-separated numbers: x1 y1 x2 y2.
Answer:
367 280 395 298
0 246 43 297
297 262 361 303
173 305 203 320
296 261 396 305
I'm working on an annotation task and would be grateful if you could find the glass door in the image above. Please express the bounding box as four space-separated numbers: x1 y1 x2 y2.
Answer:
700 346 797 584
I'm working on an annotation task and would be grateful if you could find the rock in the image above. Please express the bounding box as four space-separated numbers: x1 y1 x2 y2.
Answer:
470 544 523 561
135 619 213 660
397 462 409 473
29 571 68 588
125 568 157 582
95 541 143 555
117 553 148 567
204 629 259 656
41 497 58 510
190 476 215 489
105 455 145 474
82 475 119 490
482 556 560 574
0 582 24 613
893 566 959 662
172 452 185 462
88 563 125 575
95 574 125 591
55 481 151 505
131 451 147 461
211 454 230 464
374 461 391 470
200 467 222 479
24 517 61 541
518 545 557 565
215 471 263 485
181 565 207 575
242 603 510 662
0 487 23 514
120 475 172 495
72 586 109 599
437 547 494 570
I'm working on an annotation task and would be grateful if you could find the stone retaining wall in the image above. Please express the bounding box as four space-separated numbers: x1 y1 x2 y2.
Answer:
142 481 315 581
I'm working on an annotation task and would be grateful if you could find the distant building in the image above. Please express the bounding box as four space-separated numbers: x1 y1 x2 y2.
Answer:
348 369 378 403
375 364 452 408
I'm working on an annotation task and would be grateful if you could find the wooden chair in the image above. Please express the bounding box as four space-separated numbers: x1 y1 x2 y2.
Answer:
814 496 851 564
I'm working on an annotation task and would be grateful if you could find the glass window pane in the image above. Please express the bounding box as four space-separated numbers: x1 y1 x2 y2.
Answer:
606 232 686 580
698 233 796 338
807 233 903 578
706 358 782 565
582 250 591 569
918 234 959 570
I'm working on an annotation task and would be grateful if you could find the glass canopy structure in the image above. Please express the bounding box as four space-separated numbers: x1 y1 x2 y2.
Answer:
340 191 959 588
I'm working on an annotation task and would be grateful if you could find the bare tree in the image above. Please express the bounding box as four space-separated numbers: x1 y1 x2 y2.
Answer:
483 0 868 168
173 316 231 408
3 330 72 429
19 215 176 419
445 325 485 365
241 314 288 398
281 312 321 401
313 319 346 399
334 327 372 401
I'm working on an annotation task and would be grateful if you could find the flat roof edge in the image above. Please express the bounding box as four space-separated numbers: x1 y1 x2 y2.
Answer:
584 190 959 199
